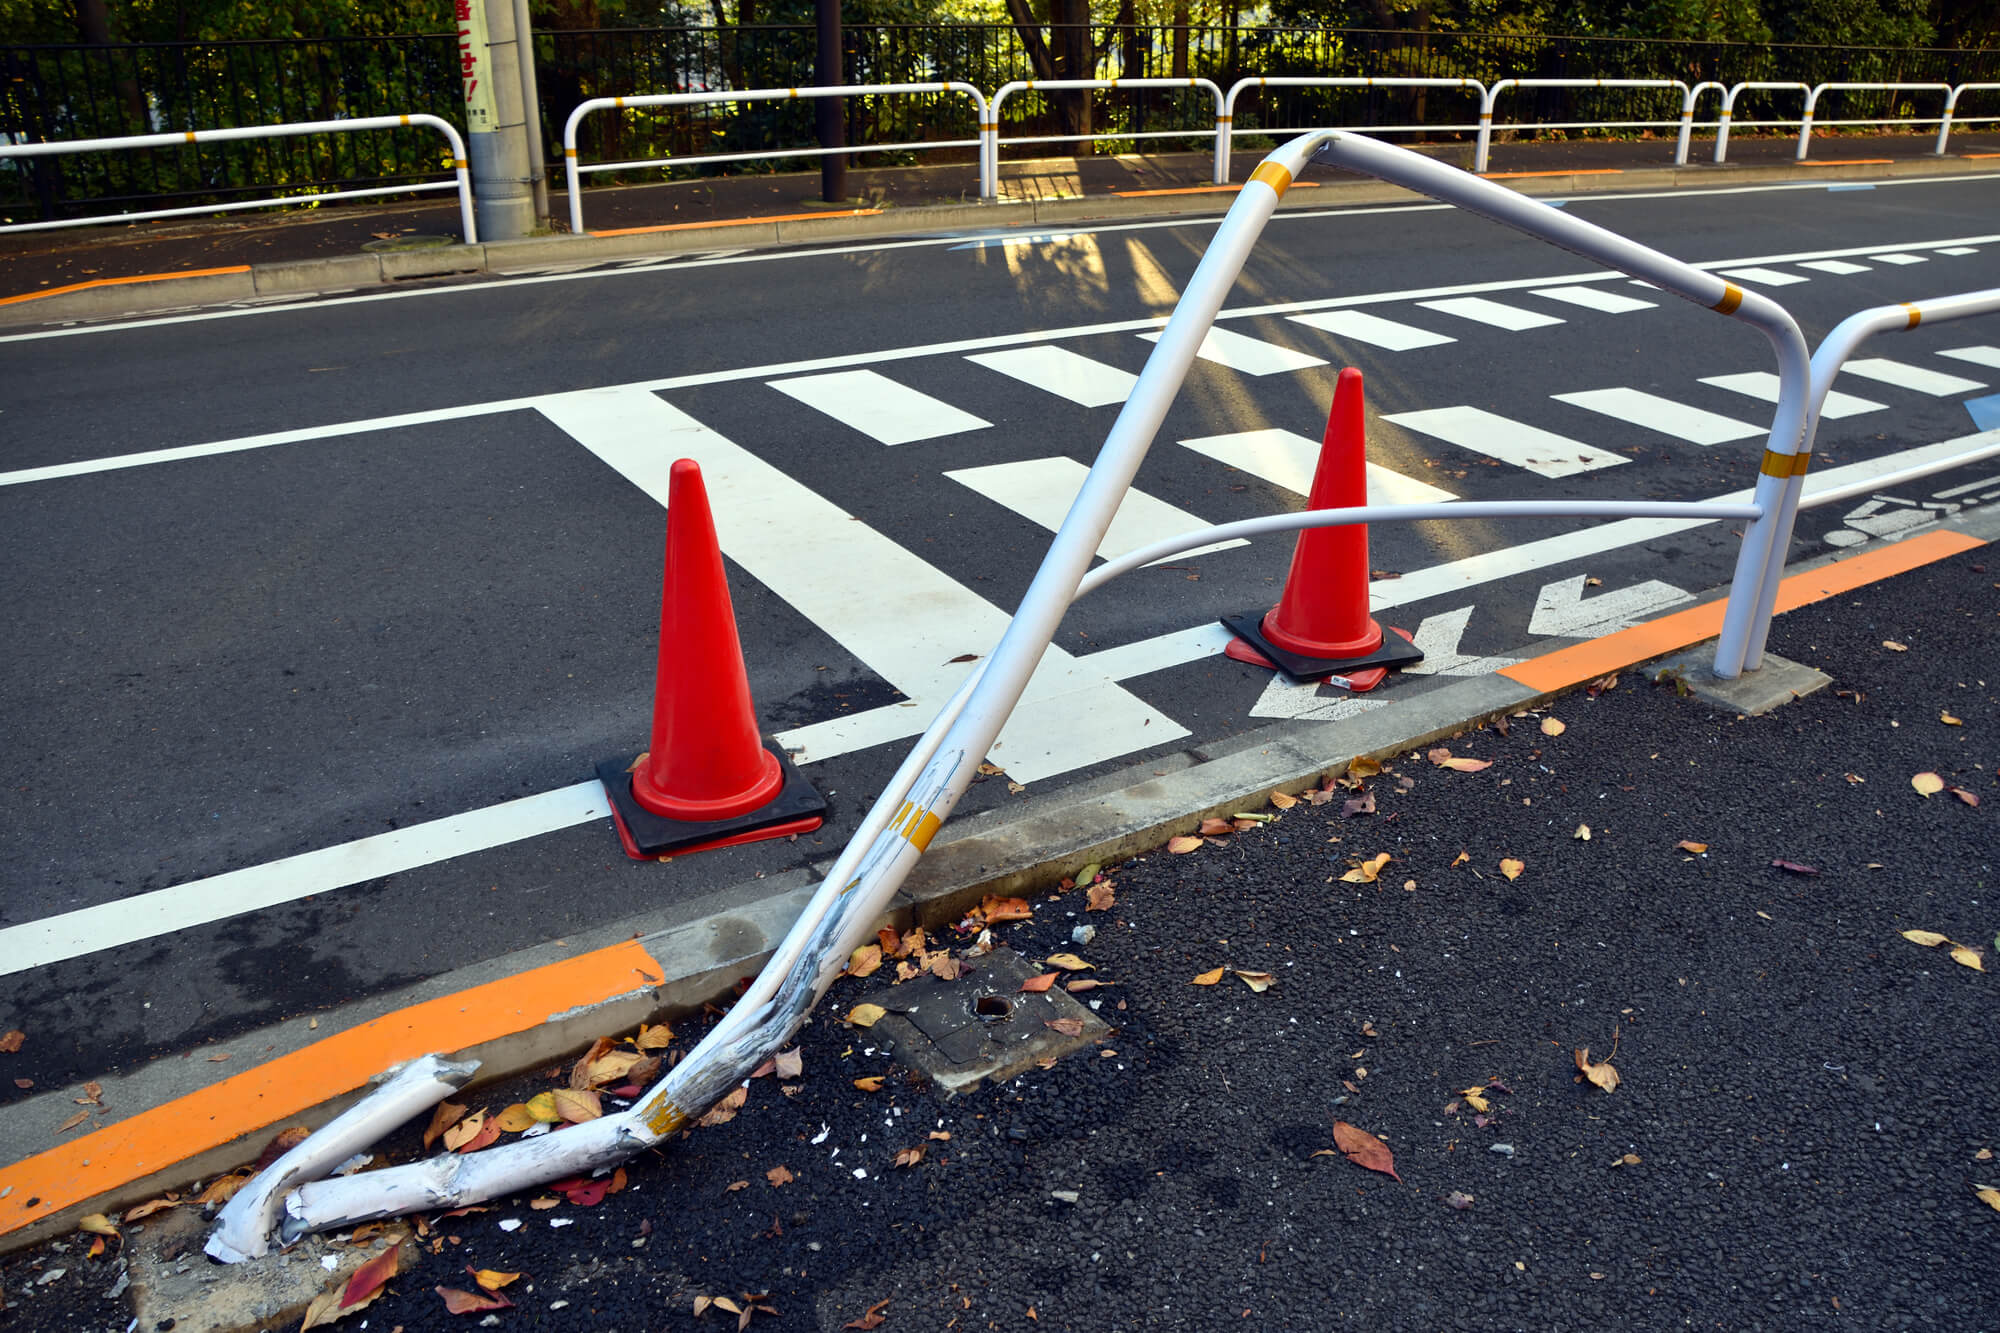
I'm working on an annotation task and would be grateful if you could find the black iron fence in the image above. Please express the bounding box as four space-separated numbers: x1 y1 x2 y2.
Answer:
7 24 2000 223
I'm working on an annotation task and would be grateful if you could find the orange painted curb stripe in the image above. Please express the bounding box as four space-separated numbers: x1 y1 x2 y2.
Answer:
590 208 880 237
1498 528 1985 694
1964 152 2000 159
1800 158 1894 166
0 937 658 1239
1481 168 1624 179
0 265 251 308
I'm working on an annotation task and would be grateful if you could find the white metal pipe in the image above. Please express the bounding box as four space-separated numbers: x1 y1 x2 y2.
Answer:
988 78 1223 187
0 114 476 242
1476 79 1688 174
1797 435 2000 513
1938 84 2000 153
1218 77 1485 184
1740 286 2000 668
1797 82 1950 160
578 138 979 176
0 180 462 234
1714 82 1809 164
207 1055 477 1261
561 83 986 233
1677 82 1726 165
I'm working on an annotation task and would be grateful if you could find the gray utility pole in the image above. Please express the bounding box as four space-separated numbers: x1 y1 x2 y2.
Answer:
510 0 549 221
815 0 845 204
456 0 536 240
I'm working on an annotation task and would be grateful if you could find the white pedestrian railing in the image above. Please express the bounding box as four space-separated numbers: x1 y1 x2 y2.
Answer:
1796 81 1952 159
1712 81 1810 163
1934 83 2000 154
0 115 477 240
560 82 988 233
212 129 1853 1259
983 78 1227 196
1472 78 1695 174
1218 77 1486 182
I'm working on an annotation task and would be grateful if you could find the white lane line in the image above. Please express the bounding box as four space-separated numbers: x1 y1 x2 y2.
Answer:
1380 406 1629 479
1702 371 1885 419
1940 345 2000 370
1552 387 1765 445
13 426 1992 973
966 345 1136 407
1139 325 1327 376
1286 309 1455 350
1416 296 1564 331
768 369 990 445
1840 357 1986 397
944 456 1248 564
1797 258 1872 275
1869 252 1928 264
1936 246 1980 255
1717 266 1808 286
1530 285 1657 314
538 388 1183 783
0 782 612 979
1177 426 1458 505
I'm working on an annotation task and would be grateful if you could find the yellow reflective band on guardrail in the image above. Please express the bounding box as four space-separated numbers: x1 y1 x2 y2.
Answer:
1903 302 1923 329
1712 282 1745 315
564 148 577 157
452 159 467 169
890 800 942 851
1215 115 1232 123
184 131 198 143
1249 161 1292 197
1479 112 1492 121
643 1097 687 1136
1760 449 1810 478
400 115 411 125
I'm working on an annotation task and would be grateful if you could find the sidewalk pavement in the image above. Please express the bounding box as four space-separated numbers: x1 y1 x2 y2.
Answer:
4 130 1998 321
0 498 1993 1329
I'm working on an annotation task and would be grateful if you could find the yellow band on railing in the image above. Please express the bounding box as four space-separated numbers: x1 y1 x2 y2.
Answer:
452 158 466 168
400 114 411 125
1761 449 1810 478
1902 301 1922 329
564 148 578 157
1719 110 1732 119
1712 282 1745 315
184 131 198 143
614 97 625 108
643 1098 687 1137
1249 161 1292 196
1215 115 1232 123
1479 112 1492 121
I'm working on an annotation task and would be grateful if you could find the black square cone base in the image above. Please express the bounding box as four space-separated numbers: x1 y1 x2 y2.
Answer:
596 740 828 860
1220 612 1425 684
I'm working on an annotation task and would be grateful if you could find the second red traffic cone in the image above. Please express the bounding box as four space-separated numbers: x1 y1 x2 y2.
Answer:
597 458 827 860
1222 367 1423 685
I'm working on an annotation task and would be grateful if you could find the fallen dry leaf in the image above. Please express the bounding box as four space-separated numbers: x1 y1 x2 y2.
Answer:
1044 1017 1085 1037
1445 1190 1475 1210
1441 757 1493 773
635 1022 674 1050
436 1284 513 1314
1066 978 1107 992
982 895 1033 923
926 953 962 981
1949 945 1984 972
1330 1121 1400 1181
1270 791 1297 809
1018 973 1058 993
256 1126 311 1170
196 1172 253 1206
1540 717 1565 737
1499 857 1524 881
1086 881 1116 912
1574 824 1591 841
1199 817 1236 836
1166 834 1203 854
1233 970 1275 993
1941 711 1963 726
893 1145 927 1168
1977 1187 2000 1214
1882 639 1908 652
494 1104 538 1134
1451 851 1470 867
1912 772 1946 798
1044 953 1093 972
77 1213 118 1237
845 1298 892 1330
57 1109 90 1133
1676 840 1709 854
442 1110 490 1152
1770 859 1819 875
853 1076 886 1093
1950 787 1981 807
697 1085 749 1127
766 1165 794 1187
524 1091 562 1123
423 1100 469 1150
0 1030 22 1054
1575 1047 1620 1093
1901 929 1951 948
1342 852 1392 884
1191 967 1226 986
773 1048 803 1080
846 945 884 978
724 1180 749 1193
468 1267 521 1290
847 1004 886 1028
341 1240 403 1309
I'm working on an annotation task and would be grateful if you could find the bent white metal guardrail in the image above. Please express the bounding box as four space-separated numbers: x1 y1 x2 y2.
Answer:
209 129 1820 1261
0 115 476 240
985 78 1226 196
1936 84 2000 155
1712 81 1810 164
1473 78 1694 174
561 82 988 234
1797 82 1952 160
1734 287 2000 670
1218 77 1486 183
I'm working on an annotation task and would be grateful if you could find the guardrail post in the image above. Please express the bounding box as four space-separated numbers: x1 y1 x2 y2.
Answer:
1474 84 1499 173
1795 85 1820 161
1936 85 1961 154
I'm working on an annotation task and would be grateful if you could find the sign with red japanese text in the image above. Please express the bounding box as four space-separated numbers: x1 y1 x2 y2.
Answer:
456 0 497 133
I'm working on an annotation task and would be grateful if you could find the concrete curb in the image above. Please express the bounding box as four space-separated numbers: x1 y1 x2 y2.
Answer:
5 509 1992 1254
5 154 1994 327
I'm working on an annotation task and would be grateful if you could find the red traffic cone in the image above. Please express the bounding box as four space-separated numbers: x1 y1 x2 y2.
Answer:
1222 367 1423 685
596 459 827 860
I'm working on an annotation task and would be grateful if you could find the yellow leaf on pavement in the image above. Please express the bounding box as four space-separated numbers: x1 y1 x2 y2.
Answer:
1575 1047 1620 1093
1950 945 1985 972
1044 953 1093 972
472 1269 521 1290
1912 772 1945 797
1574 824 1591 840
1233 970 1274 993
441 1110 488 1152
847 1003 886 1028
1342 852 1392 884
494 1104 538 1133
524 1091 562 1123
853 1076 885 1092
1901 929 1951 948
846 944 883 978
1499 858 1525 881
1676 840 1708 854
1191 967 1225 986
1977 1187 2000 1213
1941 711 1963 726
78 1214 118 1237
1269 791 1298 809
1166 834 1203 854
635 1022 674 1050
1540 718 1565 736
551 1088 601 1124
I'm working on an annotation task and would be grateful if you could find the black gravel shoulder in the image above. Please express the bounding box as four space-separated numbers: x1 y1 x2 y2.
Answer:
5 545 1995 1330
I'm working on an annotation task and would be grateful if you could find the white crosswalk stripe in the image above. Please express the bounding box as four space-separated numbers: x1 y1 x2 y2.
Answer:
769 369 990 445
1797 258 1871 275
967 346 1136 407
1530 285 1657 314
1701 372 1885 418
1381 406 1630 479
1868 252 1928 265
1936 246 1980 256
1177 427 1459 505
1552 387 1765 445
1840 357 1986 397
1140 325 1328 376
1717 266 1808 286
1417 296 1564 331
944 456 1248 564
1940 345 2000 370
1286 309 1455 350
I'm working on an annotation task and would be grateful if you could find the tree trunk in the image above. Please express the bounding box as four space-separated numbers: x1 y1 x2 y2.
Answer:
1171 2 1189 80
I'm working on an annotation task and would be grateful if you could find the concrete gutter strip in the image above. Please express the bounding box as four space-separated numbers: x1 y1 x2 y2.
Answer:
6 155 1995 327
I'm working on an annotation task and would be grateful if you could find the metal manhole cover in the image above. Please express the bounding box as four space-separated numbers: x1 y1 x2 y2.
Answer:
859 947 1111 1094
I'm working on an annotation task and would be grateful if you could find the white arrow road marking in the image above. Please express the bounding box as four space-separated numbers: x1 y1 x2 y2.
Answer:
1402 606 1523 676
1528 574 1694 639
1247 674 1392 723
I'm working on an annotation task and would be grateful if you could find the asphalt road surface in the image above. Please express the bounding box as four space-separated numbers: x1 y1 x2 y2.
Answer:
3 168 1999 1095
